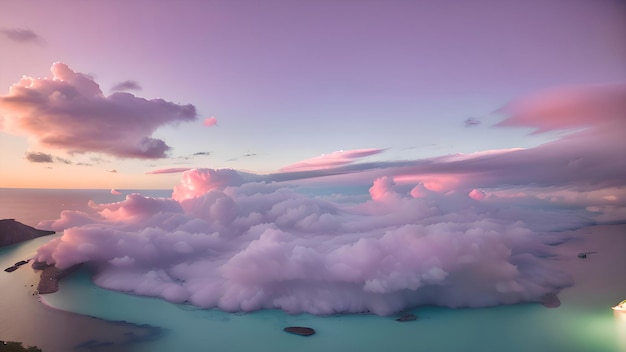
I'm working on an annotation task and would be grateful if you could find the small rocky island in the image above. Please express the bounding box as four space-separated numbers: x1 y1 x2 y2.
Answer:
0 219 55 247
4 259 31 273
395 313 417 322
32 261 81 294
283 326 316 336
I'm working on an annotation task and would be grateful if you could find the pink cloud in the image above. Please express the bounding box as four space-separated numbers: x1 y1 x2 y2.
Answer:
280 148 384 172
203 116 217 127
496 83 626 134
35 172 572 315
0 63 197 159
110 80 142 92
172 168 243 202
468 189 486 201
368 176 398 201
147 167 192 175
110 189 122 195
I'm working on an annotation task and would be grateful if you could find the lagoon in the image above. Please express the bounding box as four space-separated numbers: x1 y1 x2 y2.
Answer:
1 188 624 352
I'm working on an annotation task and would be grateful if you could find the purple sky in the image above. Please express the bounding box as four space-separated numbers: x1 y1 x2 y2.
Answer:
1 0 624 316
0 0 625 188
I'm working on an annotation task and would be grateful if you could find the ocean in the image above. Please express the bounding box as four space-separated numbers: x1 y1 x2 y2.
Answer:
1 188 625 352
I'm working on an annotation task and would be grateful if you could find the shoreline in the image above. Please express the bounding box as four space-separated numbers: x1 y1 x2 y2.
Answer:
0 236 166 352
5 223 625 352
36 295 166 351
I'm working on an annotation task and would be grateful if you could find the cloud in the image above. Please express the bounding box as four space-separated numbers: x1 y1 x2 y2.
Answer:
110 80 142 92
1 28 41 43
147 167 192 175
464 117 481 127
496 83 626 134
35 168 573 315
172 168 243 201
0 63 197 159
203 116 217 127
25 151 72 164
468 189 486 201
25 152 53 163
280 148 385 172
107 169 118 173
111 189 122 195
31 83 626 316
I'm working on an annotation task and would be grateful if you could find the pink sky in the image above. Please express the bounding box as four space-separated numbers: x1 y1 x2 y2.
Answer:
0 0 624 189
3 2 621 315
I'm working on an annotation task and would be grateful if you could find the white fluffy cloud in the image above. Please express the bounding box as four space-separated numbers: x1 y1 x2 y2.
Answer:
36 168 572 315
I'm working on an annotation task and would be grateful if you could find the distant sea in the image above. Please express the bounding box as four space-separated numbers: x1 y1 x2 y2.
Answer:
1 188 625 352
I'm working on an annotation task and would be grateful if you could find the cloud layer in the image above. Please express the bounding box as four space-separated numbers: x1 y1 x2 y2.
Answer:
32 82 625 316
0 63 197 158
36 167 574 316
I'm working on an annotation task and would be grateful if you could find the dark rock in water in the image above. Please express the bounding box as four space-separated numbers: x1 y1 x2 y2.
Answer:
0 219 55 247
15 259 29 266
31 260 50 270
4 259 32 273
4 266 18 272
541 293 561 308
284 326 315 336
396 314 417 322
34 263 81 294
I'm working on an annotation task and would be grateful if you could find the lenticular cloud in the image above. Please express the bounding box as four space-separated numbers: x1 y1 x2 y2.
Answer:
35 168 571 315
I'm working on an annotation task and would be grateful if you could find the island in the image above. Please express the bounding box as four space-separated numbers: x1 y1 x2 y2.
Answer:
283 326 316 336
395 313 417 322
0 340 42 352
31 261 81 294
0 219 55 247
541 292 561 308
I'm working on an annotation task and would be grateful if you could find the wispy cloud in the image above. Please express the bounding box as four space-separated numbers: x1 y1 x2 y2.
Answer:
280 148 385 172
464 117 481 127
0 63 197 159
110 80 142 92
496 83 626 133
147 167 192 175
193 152 211 156
25 152 53 163
1 28 42 43
25 151 72 164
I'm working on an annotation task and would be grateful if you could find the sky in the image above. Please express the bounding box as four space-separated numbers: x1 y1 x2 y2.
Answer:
1 0 624 189
1 0 625 316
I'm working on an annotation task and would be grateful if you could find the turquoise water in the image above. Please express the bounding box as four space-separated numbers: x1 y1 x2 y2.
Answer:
39 264 623 352
2 188 625 351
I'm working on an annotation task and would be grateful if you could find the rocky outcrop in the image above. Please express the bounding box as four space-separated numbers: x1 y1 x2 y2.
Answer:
0 219 55 247
541 292 561 308
4 259 31 273
395 313 417 322
283 326 316 336
33 262 81 294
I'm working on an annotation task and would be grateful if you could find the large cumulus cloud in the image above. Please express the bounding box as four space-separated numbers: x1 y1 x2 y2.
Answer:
36 168 572 316
0 63 197 158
